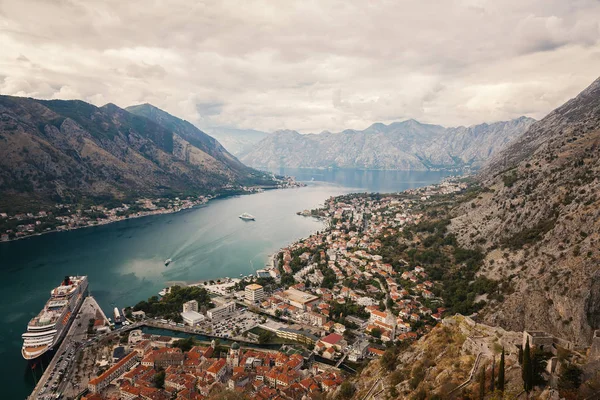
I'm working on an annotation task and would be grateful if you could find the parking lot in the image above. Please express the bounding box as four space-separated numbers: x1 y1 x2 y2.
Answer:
200 309 263 339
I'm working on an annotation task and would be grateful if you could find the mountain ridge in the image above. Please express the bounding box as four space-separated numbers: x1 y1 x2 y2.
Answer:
239 117 535 170
0 96 274 212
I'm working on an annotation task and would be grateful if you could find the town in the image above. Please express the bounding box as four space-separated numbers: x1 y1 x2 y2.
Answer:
31 178 473 400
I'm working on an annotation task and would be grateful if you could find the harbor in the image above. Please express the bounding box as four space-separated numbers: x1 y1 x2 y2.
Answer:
28 296 110 399
1 171 453 399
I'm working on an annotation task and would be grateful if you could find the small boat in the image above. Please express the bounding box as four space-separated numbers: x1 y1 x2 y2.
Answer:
239 212 255 221
164 258 172 266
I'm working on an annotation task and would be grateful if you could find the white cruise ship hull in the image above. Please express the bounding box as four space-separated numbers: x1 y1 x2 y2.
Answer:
22 276 88 361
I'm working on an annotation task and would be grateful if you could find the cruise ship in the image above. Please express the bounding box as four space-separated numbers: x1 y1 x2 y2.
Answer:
22 275 88 360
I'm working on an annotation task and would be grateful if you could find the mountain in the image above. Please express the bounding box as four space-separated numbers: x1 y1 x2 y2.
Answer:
347 77 600 399
239 117 535 170
450 76 600 344
202 127 268 156
0 96 274 212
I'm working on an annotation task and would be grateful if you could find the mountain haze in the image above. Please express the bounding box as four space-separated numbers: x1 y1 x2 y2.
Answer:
240 117 535 170
203 127 268 156
0 96 273 212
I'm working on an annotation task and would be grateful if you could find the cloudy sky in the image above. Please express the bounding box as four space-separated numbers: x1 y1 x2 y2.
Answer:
1 0 600 133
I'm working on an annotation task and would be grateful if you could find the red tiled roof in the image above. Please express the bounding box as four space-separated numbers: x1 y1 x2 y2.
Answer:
320 333 343 345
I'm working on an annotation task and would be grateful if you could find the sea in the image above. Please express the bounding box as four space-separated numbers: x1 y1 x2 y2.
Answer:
0 168 456 398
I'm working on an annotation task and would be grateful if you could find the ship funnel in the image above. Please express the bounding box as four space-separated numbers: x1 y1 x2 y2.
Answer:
63 275 71 285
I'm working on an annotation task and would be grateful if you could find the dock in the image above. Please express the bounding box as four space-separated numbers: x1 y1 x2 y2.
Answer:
28 296 109 400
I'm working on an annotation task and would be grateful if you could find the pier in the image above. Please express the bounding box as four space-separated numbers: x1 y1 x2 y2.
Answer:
28 296 109 400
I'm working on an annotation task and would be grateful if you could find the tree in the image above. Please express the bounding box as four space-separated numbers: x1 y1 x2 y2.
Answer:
339 382 356 399
173 337 196 352
498 348 505 392
518 346 523 364
386 297 394 310
371 327 382 339
558 363 583 390
381 347 397 371
153 370 165 389
522 339 533 392
479 369 486 400
490 356 495 392
258 331 274 344
531 349 550 386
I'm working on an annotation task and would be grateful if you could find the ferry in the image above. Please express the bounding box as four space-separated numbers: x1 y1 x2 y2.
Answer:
164 258 172 266
239 212 255 221
21 276 88 360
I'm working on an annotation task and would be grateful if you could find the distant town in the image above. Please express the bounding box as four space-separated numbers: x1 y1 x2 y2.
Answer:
0 176 302 242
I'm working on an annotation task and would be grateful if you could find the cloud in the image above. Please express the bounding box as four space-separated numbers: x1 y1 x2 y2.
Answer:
0 0 599 133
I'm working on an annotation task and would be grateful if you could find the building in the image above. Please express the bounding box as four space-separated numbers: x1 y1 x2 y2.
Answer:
227 342 241 369
348 340 369 362
245 284 265 304
316 333 346 351
280 288 319 311
88 351 140 393
276 327 319 346
206 359 227 382
131 310 146 320
306 312 327 327
182 300 199 313
207 301 236 320
181 310 205 326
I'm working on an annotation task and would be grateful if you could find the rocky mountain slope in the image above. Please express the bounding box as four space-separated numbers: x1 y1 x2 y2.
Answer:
0 96 273 212
450 76 600 345
239 117 535 170
352 316 525 399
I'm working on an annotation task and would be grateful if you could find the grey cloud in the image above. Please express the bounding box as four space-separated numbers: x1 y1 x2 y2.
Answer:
196 102 223 117
0 0 599 132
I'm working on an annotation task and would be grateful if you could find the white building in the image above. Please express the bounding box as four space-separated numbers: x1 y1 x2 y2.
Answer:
245 284 265 304
207 302 236 320
183 300 199 313
181 311 205 326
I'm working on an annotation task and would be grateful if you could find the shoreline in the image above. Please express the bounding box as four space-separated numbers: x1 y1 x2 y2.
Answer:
0 185 300 245
0 202 209 244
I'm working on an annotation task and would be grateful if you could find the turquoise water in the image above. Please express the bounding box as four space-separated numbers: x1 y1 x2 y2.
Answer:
0 169 454 399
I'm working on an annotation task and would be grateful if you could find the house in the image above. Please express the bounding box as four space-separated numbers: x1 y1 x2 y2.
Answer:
322 346 336 360
206 359 227 382
317 333 346 351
